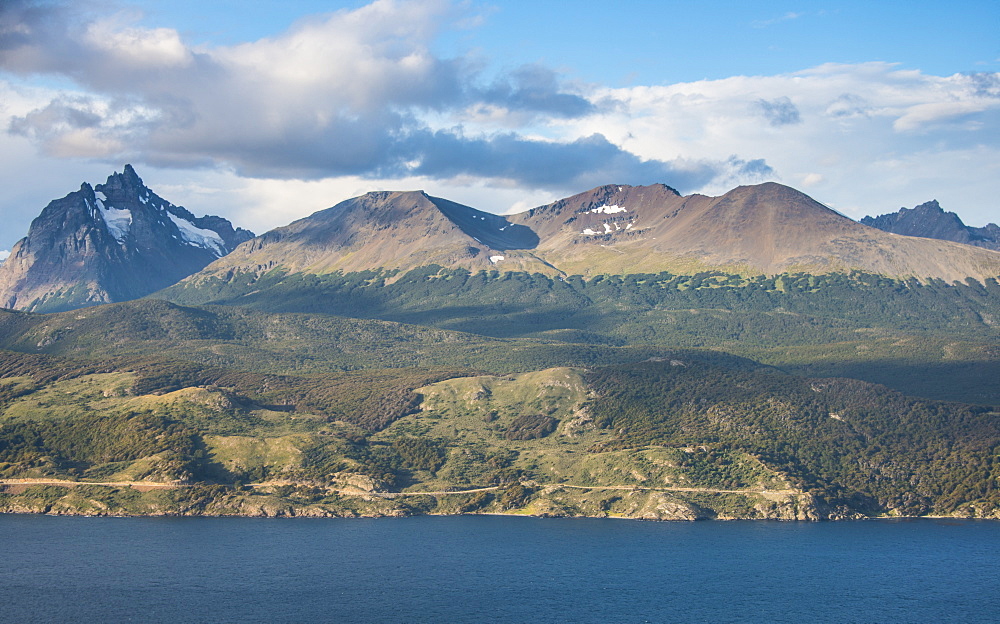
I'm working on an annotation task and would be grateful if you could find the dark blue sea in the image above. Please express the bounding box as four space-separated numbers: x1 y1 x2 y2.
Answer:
1 515 998 623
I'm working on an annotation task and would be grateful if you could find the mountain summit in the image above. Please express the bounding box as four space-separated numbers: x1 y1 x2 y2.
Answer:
501 182 1000 278
861 200 1000 251
0 165 254 312
505 182 870 275
209 189 546 275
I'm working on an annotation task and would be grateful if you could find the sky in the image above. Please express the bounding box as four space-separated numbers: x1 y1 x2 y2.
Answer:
0 0 998 252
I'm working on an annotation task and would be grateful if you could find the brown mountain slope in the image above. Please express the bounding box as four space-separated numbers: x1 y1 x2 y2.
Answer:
509 182 1000 279
179 182 1000 287
203 190 549 276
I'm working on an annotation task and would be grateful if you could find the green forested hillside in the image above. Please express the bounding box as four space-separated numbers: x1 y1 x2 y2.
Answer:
1 348 997 519
0 300 769 376
582 361 1000 516
163 267 1000 403
165 268 1000 345
1 267 998 519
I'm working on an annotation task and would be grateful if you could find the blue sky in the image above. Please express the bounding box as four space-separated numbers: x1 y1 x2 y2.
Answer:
130 1 999 84
0 0 998 251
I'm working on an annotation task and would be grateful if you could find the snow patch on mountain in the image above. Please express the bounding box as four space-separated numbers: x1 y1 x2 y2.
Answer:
94 198 133 242
590 205 627 214
168 213 227 256
582 219 633 236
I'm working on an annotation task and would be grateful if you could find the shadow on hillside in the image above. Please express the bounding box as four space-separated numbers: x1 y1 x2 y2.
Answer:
780 359 1000 406
379 304 623 341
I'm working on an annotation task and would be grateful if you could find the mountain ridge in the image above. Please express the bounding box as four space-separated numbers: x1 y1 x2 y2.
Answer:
4 173 999 315
213 189 550 276
861 200 1000 251
180 181 1000 293
2 174 999 521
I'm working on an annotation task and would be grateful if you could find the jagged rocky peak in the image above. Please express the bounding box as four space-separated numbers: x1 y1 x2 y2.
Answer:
98 163 144 199
88 164 254 255
861 200 1000 251
0 165 256 312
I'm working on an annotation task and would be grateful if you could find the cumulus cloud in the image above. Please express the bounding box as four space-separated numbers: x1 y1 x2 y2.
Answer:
966 72 1000 98
825 93 871 119
476 64 596 120
0 0 762 194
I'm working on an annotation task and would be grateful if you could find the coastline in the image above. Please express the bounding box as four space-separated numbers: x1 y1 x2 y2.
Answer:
2 480 996 521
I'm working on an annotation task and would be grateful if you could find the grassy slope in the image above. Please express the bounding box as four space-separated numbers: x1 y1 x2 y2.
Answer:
2 352 997 519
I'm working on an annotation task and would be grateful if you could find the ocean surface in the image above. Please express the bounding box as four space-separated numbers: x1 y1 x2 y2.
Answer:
1 514 998 623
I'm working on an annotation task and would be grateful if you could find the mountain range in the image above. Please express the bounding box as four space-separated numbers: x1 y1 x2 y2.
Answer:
3 168 999 314
0 165 253 312
179 181 1000 305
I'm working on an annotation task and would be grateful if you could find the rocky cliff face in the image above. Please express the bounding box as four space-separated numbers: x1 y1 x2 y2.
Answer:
0 165 254 312
861 200 1000 251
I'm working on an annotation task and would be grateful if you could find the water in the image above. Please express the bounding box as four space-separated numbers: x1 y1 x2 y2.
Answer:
1 515 998 623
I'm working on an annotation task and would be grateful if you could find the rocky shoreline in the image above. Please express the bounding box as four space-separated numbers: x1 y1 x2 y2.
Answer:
4 481 995 520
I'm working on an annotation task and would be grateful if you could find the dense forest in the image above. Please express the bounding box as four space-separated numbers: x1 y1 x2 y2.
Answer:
584 361 1000 516
166 267 1000 343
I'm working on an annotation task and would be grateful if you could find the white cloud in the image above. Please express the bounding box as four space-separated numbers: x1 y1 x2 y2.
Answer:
800 173 824 187
83 21 192 68
893 100 995 132
0 0 762 193
577 63 1000 221
149 168 563 239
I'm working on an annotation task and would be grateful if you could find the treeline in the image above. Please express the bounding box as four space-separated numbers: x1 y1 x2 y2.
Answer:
3 267 998 403
165 266 1000 344
162 265 1000 404
0 300 776 379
